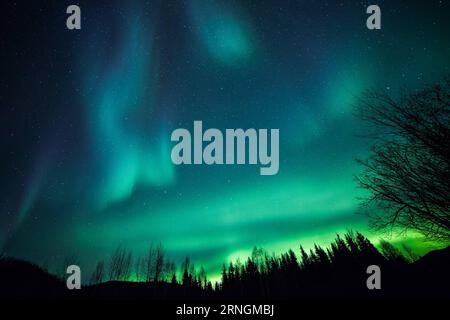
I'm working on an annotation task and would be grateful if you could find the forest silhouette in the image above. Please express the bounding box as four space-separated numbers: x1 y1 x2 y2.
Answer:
1 231 449 300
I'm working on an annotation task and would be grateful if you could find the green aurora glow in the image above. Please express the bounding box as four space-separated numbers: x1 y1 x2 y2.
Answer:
2 0 449 281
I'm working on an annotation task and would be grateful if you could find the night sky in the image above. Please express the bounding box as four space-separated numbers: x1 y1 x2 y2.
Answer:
1 0 449 280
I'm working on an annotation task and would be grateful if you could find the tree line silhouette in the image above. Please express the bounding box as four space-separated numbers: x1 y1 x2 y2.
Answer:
47 231 444 300
1 231 448 300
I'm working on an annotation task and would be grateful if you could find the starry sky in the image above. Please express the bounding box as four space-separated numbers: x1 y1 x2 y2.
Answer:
1 0 449 280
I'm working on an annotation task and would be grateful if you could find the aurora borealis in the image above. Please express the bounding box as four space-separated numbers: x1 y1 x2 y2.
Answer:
1 1 450 281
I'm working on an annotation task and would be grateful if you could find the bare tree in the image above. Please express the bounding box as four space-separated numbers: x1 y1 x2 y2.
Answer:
401 244 420 262
378 240 408 263
59 254 80 280
90 260 105 284
198 266 207 288
356 79 450 241
154 243 165 283
109 246 133 281
165 261 177 284
144 243 155 282
134 256 145 282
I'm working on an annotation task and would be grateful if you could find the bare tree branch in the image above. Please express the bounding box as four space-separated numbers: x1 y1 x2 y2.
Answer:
356 79 450 242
